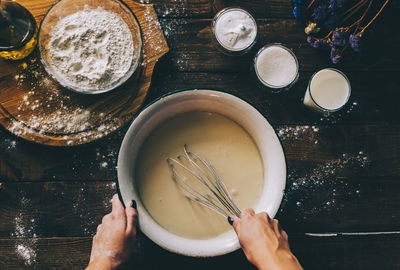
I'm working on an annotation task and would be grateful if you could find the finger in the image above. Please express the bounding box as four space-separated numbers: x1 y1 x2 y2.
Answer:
272 219 280 235
126 200 138 235
229 215 240 226
282 229 289 240
96 224 102 234
241 208 255 218
259 212 271 223
111 194 125 217
102 213 112 224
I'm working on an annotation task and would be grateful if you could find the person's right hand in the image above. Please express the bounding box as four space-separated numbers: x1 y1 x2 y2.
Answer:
231 209 303 270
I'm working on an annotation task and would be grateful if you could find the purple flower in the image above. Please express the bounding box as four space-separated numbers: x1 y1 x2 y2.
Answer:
314 2 328 21
331 28 346 47
330 47 341 64
349 33 361 52
329 0 343 11
307 36 329 48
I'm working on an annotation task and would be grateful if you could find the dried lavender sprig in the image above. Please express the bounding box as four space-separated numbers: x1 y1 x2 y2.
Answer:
359 0 389 34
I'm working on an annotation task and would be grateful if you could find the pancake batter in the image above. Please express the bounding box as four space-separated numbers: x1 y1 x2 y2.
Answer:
136 111 263 239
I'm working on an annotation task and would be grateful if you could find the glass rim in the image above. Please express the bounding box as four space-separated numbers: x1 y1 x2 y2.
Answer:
37 0 143 94
0 1 37 51
307 68 351 112
254 43 299 89
212 7 258 52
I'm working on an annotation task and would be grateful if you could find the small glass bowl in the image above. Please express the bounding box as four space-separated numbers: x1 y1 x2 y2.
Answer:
303 68 351 116
211 7 258 56
38 0 143 94
253 44 299 93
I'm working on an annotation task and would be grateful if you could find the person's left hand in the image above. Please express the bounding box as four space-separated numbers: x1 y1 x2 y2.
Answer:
86 194 137 270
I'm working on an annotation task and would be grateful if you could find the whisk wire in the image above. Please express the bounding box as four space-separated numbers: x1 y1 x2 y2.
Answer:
186 149 241 216
181 149 237 216
167 145 241 218
167 157 229 215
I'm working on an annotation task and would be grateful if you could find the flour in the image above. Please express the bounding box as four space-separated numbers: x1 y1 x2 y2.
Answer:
11 64 122 143
47 6 134 90
11 196 38 266
280 151 369 219
16 244 36 266
141 6 164 64
277 125 319 141
214 9 257 51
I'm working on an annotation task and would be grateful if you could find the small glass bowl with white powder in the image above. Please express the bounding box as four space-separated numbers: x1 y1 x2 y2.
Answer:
253 44 299 92
38 0 142 94
212 7 257 55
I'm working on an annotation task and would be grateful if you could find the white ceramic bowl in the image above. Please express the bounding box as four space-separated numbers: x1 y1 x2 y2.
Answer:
117 89 286 257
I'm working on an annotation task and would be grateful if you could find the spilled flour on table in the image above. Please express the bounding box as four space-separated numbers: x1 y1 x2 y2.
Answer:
280 151 370 218
11 196 38 266
275 124 370 217
72 182 117 236
316 101 360 124
0 138 17 150
140 6 165 66
158 0 186 17
277 125 320 143
9 57 122 144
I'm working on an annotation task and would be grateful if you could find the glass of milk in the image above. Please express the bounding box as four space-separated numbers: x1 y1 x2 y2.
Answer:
303 68 351 116
253 44 299 92
212 7 257 55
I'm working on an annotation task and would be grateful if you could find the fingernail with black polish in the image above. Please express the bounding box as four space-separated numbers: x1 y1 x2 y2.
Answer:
131 200 137 209
227 216 233 225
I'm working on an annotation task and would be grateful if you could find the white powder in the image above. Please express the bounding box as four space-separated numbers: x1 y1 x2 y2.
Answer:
12 196 38 266
280 151 369 218
277 125 319 142
256 45 298 88
16 244 36 265
214 9 257 51
101 161 108 168
47 6 134 91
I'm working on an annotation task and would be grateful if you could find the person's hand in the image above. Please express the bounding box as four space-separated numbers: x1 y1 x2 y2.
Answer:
231 209 303 270
86 194 137 270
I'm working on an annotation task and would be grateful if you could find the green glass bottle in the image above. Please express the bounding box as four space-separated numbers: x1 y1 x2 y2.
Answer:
0 0 37 60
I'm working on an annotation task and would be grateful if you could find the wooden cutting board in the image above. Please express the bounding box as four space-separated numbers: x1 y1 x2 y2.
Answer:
0 0 169 146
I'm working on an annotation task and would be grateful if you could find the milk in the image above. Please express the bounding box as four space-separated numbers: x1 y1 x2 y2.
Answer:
303 68 351 114
254 44 298 90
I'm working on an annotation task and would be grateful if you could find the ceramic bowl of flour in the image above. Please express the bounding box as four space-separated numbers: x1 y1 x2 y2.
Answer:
38 0 142 94
117 89 286 257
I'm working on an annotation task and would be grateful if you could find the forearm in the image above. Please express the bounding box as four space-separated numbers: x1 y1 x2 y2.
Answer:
256 251 303 270
86 257 115 270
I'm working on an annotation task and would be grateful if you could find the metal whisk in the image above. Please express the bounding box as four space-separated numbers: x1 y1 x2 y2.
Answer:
166 145 241 218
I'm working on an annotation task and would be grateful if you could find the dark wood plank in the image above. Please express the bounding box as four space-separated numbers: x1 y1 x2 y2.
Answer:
0 127 125 182
150 0 293 19
19 0 293 20
149 70 400 125
158 18 400 72
0 237 92 269
290 234 400 270
1 234 400 270
279 176 400 233
1 123 399 182
1 172 399 237
0 182 114 238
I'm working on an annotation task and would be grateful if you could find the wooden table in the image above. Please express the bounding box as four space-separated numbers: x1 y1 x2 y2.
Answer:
1 1 399 269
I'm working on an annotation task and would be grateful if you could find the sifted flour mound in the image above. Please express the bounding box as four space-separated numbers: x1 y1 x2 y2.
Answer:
47 6 134 90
